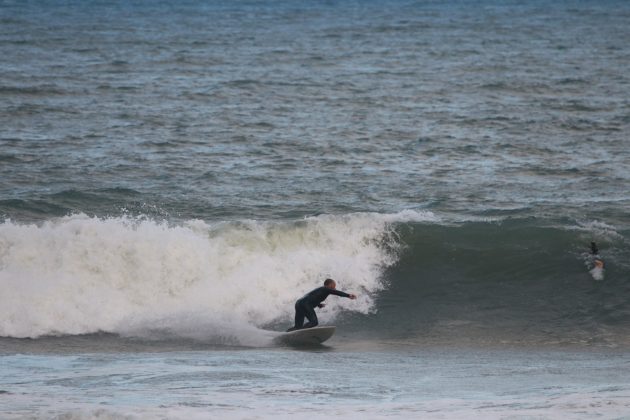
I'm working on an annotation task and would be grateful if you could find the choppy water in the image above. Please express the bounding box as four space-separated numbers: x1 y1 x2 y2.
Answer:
1 0 630 418
1 0 629 222
2 347 630 419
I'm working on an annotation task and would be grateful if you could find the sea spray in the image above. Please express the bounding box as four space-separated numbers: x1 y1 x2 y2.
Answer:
0 212 431 340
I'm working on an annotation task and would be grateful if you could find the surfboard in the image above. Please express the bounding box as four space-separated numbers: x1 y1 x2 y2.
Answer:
274 326 336 346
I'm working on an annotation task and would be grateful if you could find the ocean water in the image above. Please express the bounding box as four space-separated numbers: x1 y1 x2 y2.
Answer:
1 0 630 418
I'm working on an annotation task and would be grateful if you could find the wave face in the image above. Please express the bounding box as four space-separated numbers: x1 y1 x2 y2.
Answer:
1 212 629 346
342 218 630 346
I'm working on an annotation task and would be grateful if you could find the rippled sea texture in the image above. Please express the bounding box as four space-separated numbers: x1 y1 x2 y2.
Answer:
2 348 630 419
1 0 629 221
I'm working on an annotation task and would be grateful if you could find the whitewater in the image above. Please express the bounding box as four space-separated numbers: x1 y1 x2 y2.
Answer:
0 211 422 340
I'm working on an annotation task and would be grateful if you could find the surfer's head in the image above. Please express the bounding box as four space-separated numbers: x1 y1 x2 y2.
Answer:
324 278 336 289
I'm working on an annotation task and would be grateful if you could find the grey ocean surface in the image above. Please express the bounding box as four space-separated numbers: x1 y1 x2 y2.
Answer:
1 0 629 221
1 0 630 418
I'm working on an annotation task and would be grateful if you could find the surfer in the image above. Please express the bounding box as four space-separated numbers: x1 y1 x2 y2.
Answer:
590 241 604 268
287 278 356 332
589 241 605 281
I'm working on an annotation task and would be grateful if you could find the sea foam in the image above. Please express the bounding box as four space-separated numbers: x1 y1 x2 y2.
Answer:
0 211 432 340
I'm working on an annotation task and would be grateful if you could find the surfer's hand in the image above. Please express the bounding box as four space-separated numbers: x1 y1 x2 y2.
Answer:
349 294 357 300
318 303 325 308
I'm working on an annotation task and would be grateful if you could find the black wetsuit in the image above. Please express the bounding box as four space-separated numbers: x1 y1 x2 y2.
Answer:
290 287 350 331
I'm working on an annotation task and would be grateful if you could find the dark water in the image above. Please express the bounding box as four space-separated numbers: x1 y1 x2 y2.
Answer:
344 219 630 346
1 1 630 418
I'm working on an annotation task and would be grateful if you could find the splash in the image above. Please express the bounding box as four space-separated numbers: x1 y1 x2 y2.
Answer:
0 211 431 340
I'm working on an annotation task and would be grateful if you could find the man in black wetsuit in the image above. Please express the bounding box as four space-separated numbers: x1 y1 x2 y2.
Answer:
287 278 357 332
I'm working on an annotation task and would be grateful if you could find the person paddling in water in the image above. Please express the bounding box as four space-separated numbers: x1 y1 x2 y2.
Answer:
590 242 605 269
287 278 357 332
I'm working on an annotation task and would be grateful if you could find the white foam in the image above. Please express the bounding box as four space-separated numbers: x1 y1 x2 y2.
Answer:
0 212 421 340
590 266 605 281
570 219 623 241
12 392 630 420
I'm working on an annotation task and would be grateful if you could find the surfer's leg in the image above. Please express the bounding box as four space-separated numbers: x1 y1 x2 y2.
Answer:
301 304 318 329
288 301 306 331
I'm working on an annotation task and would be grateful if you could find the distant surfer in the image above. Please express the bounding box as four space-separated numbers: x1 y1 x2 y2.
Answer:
287 279 356 332
589 241 605 281
590 242 604 267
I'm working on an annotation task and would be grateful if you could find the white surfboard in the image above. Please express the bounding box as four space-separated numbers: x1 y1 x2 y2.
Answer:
274 326 336 346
